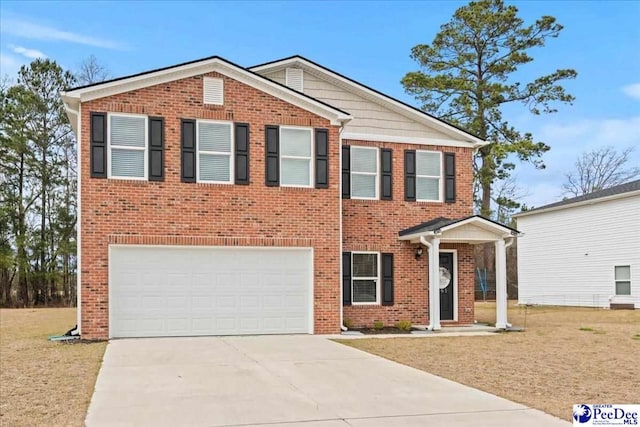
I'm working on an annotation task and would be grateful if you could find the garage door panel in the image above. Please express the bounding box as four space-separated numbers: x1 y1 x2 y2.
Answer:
110 246 312 337
167 296 187 311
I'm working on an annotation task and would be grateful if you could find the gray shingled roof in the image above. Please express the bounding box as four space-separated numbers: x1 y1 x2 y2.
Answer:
518 179 640 215
398 215 519 237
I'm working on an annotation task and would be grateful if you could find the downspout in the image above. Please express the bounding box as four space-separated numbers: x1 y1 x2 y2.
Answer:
339 123 347 331
63 100 81 334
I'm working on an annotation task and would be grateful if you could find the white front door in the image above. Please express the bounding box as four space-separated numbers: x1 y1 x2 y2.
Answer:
109 246 313 338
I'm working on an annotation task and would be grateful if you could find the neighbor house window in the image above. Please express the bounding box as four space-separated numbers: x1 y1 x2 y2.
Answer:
416 150 442 201
351 146 378 199
352 252 379 304
108 114 147 179
280 127 313 187
615 265 631 295
197 120 233 183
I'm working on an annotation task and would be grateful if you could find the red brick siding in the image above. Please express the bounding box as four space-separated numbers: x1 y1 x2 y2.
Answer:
342 139 476 327
79 72 341 339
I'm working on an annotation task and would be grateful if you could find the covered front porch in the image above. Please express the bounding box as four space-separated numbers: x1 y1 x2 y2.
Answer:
399 215 520 330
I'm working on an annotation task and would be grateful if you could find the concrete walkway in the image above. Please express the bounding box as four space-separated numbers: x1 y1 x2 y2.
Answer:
86 335 569 427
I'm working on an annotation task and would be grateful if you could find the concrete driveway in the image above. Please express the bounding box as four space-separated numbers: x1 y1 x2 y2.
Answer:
86 335 569 426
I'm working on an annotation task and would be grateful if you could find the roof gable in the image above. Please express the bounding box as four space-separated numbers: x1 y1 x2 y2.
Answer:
250 55 486 148
61 56 352 132
399 215 519 240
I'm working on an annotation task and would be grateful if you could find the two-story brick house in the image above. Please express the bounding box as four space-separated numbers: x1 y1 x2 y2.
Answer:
62 55 518 340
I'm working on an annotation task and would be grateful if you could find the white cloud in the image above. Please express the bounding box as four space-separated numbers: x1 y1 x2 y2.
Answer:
0 53 21 78
1 17 125 50
622 83 640 100
516 115 640 208
9 44 46 59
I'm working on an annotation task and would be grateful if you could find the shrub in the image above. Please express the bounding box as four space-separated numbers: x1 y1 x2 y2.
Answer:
373 320 384 330
344 318 355 329
395 320 412 331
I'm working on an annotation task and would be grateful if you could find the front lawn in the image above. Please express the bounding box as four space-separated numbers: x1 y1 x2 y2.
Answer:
339 302 640 421
0 308 106 427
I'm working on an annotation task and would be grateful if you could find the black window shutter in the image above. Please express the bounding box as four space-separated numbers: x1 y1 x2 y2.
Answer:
181 119 196 183
315 128 329 189
381 148 393 200
381 253 394 306
444 152 456 203
148 117 164 182
235 123 250 185
265 125 279 186
342 146 350 199
90 112 107 178
404 150 416 201
342 252 352 306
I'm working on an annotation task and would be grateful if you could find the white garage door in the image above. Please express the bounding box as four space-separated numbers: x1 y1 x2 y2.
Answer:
109 246 313 338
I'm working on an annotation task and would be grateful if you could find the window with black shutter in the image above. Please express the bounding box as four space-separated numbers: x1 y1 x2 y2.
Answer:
148 117 164 181
181 119 196 183
315 128 329 189
380 148 392 200
90 112 107 178
444 152 456 203
235 123 250 184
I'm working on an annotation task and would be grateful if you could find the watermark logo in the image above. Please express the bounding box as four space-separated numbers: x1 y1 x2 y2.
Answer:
574 405 593 424
573 405 639 426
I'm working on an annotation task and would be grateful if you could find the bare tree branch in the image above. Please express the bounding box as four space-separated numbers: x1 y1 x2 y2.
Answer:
563 146 640 196
75 55 111 86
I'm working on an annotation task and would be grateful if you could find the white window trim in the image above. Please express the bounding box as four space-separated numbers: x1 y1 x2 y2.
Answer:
196 119 234 184
416 150 443 202
107 112 148 180
350 146 379 200
614 265 632 296
351 251 380 305
279 126 314 188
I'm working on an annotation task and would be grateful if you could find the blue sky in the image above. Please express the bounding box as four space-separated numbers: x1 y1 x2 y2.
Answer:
1 0 639 207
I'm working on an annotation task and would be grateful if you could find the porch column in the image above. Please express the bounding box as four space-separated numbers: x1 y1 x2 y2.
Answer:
495 238 508 329
428 237 441 330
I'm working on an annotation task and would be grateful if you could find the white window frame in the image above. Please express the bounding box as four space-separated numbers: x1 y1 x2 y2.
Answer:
614 265 631 296
350 146 379 200
351 251 380 305
416 150 443 202
107 112 148 180
196 119 234 184
279 126 314 188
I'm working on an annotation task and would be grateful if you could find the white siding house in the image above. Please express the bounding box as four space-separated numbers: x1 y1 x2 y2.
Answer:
514 180 640 308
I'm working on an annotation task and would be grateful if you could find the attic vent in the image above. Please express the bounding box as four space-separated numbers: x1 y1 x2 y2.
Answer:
203 77 224 105
285 68 303 92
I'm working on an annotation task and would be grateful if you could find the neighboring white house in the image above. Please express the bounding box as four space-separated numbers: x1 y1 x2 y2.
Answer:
514 180 640 308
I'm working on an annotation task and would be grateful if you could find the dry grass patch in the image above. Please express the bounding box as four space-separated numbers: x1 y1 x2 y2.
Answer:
0 309 106 427
340 302 640 422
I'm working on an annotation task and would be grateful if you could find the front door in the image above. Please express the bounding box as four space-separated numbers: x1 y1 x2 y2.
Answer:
439 252 454 320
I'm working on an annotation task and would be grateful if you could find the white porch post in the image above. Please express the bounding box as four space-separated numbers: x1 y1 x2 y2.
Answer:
429 237 441 330
495 238 508 329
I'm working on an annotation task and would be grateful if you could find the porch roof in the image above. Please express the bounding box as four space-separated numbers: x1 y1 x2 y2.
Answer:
398 215 520 244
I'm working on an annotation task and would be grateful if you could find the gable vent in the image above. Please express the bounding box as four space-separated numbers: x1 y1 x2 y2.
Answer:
285 68 303 92
203 77 224 105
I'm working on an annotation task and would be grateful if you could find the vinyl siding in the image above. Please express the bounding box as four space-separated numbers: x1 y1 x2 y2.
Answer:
262 70 285 85
516 194 640 308
259 69 466 142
